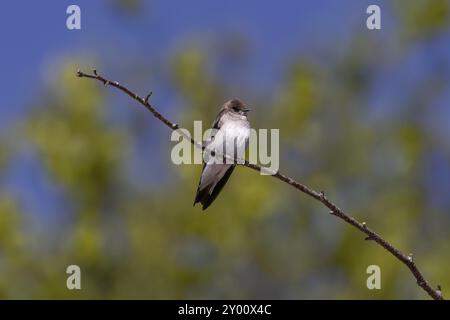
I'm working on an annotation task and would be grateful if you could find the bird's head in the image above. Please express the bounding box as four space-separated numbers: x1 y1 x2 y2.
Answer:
224 99 251 116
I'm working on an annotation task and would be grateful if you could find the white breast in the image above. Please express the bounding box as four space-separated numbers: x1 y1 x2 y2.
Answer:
221 119 250 151
207 118 250 162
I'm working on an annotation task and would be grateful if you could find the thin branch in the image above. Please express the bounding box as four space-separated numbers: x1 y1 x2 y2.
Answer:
76 69 444 300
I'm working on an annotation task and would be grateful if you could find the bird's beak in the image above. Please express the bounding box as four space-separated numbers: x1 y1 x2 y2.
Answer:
243 107 251 112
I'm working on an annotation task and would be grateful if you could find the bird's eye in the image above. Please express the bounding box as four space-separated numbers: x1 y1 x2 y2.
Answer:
232 107 239 112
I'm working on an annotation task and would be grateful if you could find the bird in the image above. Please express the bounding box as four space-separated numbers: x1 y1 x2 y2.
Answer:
193 99 251 210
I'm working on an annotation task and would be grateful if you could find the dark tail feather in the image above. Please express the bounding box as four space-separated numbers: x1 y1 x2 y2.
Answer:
193 163 209 206
193 184 212 209
193 165 235 210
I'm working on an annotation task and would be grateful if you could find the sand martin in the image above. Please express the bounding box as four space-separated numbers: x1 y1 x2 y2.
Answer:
193 99 251 210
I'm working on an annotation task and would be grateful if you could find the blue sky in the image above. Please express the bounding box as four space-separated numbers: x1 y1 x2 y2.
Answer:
0 0 384 124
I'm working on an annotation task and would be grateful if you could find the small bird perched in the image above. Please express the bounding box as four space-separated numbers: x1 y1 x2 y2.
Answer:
194 99 251 210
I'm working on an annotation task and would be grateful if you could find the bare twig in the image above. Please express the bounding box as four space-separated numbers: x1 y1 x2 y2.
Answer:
76 69 444 300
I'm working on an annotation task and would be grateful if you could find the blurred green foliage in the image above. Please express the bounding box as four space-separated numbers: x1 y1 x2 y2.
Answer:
0 1 449 299
395 0 450 40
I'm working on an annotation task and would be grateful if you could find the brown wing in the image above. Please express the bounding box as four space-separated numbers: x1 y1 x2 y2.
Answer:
193 108 232 210
193 165 235 210
211 109 226 130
